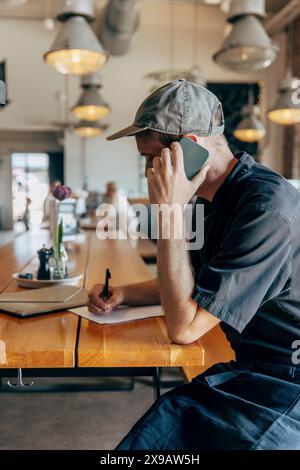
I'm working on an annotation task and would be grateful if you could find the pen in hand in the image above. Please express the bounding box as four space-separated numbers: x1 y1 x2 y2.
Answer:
100 268 111 302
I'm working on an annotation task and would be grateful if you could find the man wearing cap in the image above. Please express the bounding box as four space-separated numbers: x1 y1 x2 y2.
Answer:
88 80 300 450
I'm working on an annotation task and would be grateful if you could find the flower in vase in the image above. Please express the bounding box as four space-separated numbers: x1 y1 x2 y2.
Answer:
52 184 72 201
51 184 72 279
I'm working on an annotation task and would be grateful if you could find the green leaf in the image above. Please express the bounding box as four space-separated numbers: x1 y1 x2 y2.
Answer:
58 219 63 246
55 218 63 260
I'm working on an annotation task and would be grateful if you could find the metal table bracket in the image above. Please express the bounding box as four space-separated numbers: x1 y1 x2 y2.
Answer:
6 368 34 389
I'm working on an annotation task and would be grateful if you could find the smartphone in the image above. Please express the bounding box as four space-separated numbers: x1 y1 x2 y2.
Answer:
179 137 209 181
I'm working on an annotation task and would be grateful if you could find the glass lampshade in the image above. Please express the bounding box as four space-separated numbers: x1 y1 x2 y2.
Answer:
234 128 266 143
215 45 278 71
73 105 110 121
72 88 111 121
234 106 266 143
268 109 300 126
45 49 106 75
268 74 300 125
74 121 104 138
44 16 108 75
213 15 278 71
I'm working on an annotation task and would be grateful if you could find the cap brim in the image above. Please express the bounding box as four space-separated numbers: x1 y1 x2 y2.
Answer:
106 124 147 141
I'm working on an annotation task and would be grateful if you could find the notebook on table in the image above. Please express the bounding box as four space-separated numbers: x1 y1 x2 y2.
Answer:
0 285 88 318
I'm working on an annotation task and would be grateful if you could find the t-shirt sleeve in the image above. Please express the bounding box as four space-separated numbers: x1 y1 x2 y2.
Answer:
192 204 291 333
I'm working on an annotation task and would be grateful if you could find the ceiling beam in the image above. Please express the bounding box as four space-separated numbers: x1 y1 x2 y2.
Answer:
265 0 300 36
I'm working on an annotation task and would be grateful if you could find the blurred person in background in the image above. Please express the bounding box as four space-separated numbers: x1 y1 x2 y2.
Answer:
22 196 32 231
97 181 138 238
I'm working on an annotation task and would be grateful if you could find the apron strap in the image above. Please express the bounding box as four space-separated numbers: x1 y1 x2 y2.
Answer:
204 370 250 387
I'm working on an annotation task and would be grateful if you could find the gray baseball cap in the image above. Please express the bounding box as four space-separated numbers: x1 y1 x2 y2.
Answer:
107 79 225 141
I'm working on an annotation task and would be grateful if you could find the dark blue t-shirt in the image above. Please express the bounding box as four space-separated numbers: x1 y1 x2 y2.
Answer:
190 152 300 365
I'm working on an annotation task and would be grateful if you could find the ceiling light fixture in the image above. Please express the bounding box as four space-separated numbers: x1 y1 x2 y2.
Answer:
268 74 300 125
234 106 266 142
44 0 108 76
234 86 266 142
72 72 111 122
268 25 300 126
213 0 279 72
74 120 108 138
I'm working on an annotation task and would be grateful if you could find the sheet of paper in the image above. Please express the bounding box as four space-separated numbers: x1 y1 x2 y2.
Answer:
69 305 163 325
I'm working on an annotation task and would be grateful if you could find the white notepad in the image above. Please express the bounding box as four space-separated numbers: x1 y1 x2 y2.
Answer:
69 305 163 325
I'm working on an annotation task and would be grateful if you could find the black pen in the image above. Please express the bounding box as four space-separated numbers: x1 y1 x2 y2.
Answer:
101 268 111 301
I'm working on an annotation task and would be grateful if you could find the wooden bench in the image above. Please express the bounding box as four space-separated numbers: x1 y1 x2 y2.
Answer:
182 325 235 382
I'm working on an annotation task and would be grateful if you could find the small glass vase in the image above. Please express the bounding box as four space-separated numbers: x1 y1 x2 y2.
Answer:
52 244 69 280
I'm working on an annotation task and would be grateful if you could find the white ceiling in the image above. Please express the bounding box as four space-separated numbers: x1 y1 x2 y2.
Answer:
0 0 288 19
0 0 104 18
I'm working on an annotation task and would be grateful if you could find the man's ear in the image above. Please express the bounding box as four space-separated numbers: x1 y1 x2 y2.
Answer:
183 133 199 143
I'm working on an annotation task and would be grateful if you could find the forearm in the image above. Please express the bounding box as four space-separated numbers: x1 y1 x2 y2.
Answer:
157 219 198 339
142 142 218 344
122 278 160 306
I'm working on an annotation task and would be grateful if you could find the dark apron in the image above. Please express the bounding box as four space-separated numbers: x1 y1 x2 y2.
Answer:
116 360 300 450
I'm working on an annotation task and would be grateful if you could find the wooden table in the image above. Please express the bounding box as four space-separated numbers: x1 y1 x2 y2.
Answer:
80 217 157 262
137 238 157 262
0 230 204 396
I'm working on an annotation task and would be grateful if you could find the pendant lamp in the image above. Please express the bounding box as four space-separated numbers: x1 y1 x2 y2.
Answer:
74 120 107 138
213 0 278 72
72 72 111 121
268 25 300 126
234 105 266 142
44 0 108 76
268 73 300 125
234 86 266 142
